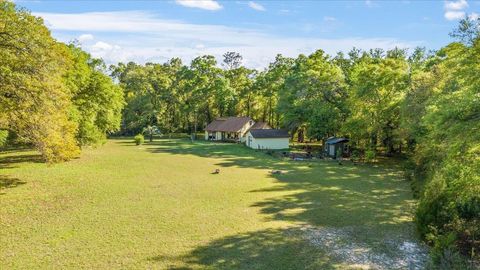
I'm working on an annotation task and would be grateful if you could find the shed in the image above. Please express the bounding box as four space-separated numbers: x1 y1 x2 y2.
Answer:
246 129 289 150
325 137 349 158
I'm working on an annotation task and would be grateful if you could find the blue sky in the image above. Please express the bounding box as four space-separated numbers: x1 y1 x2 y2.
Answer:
15 0 480 68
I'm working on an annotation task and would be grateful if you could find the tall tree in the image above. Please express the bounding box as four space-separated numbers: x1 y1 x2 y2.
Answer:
66 44 124 145
344 51 409 153
0 1 79 162
279 50 345 140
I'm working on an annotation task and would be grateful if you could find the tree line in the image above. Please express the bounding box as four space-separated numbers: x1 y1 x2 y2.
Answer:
1 1 478 265
0 1 124 162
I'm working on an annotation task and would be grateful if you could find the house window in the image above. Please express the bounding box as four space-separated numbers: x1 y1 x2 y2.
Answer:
249 120 253 126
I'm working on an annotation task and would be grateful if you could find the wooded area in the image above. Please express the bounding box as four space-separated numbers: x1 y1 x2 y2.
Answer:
0 1 478 266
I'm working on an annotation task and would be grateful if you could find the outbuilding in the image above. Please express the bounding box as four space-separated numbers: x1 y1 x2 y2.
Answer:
246 129 289 150
325 137 349 158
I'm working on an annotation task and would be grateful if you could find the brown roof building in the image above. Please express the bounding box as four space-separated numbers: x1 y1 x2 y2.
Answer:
205 117 253 132
205 117 255 141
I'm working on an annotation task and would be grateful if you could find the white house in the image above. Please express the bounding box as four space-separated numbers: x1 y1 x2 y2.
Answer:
246 129 289 150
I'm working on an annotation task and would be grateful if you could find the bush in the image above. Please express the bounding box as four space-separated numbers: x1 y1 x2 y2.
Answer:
134 134 144 145
416 160 480 265
364 149 376 163
427 233 470 270
351 150 360 163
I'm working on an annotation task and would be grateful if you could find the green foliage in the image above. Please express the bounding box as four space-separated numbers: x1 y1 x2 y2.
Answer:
278 50 345 139
0 1 80 162
427 233 469 270
134 134 144 145
66 45 124 146
0 3 123 162
345 51 409 152
351 150 360 162
0 130 8 147
364 149 376 163
414 35 480 262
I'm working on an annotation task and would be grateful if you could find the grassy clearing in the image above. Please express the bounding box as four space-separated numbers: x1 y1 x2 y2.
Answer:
0 139 423 269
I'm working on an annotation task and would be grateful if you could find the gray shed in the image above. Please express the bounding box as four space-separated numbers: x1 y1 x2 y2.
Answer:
325 137 349 158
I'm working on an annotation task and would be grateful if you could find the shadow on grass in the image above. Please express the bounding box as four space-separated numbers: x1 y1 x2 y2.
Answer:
121 139 418 268
0 175 26 195
0 152 43 169
148 228 334 270
141 139 414 228
0 148 41 193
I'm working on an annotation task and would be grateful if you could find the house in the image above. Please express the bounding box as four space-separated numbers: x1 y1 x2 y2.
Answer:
246 129 289 150
325 137 349 158
204 117 255 141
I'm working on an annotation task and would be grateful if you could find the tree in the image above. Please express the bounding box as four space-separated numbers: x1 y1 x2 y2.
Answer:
345 51 409 153
414 40 480 262
222 51 243 70
450 17 480 46
257 54 294 128
279 50 345 141
66 44 124 145
0 1 79 162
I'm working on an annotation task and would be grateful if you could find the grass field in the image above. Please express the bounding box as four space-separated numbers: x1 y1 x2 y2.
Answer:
0 139 426 269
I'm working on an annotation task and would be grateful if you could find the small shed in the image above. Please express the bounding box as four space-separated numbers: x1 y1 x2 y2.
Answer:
246 129 289 150
325 137 349 158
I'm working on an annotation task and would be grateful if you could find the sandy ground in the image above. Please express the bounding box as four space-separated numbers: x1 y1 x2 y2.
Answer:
303 226 429 270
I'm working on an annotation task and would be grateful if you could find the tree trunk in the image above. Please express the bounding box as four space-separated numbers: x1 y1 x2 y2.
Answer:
298 128 304 143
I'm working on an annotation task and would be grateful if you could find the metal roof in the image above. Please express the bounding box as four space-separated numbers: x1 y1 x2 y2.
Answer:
249 129 289 138
325 137 349 145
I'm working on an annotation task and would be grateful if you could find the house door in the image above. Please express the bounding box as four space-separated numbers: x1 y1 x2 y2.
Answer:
247 136 252 147
329 145 335 156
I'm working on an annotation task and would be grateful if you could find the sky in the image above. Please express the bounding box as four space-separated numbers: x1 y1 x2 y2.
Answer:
14 0 480 69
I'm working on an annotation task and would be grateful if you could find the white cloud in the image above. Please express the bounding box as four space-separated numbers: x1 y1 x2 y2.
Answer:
323 16 336 22
35 10 420 69
445 10 466 20
78 33 94 42
248 1 265 11
445 0 468 11
469 12 479 20
175 0 222 11
444 0 468 20
92 41 113 50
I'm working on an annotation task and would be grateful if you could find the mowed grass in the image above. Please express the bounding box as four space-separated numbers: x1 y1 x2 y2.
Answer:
0 139 418 269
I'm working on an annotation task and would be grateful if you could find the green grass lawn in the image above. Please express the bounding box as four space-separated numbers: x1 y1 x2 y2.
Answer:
0 139 424 269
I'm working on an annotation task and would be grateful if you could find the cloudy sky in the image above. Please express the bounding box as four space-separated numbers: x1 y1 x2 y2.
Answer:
15 0 480 69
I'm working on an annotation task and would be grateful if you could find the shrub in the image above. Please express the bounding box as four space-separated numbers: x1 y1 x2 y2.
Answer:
428 233 470 270
351 150 360 163
134 134 144 145
364 149 376 163
416 160 480 264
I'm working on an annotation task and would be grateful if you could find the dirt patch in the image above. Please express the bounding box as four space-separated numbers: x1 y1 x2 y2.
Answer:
302 226 429 269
